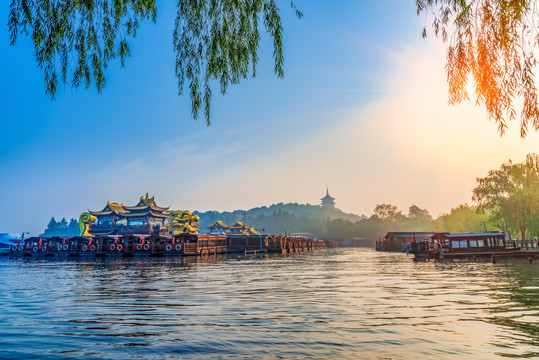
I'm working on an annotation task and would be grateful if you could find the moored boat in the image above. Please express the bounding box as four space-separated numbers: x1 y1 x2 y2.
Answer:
376 232 433 252
409 232 539 261
0 233 21 255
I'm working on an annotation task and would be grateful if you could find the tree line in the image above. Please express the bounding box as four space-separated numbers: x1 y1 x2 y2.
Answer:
40 154 538 242
196 153 538 243
40 217 80 237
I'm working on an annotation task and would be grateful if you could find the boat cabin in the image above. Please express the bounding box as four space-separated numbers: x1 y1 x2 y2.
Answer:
411 232 508 259
431 232 507 252
174 233 227 255
377 232 433 252
227 235 265 251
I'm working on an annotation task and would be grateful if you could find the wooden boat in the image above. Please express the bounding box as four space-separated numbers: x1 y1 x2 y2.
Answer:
0 233 20 255
376 232 433 252
409 232 539 260
226 235 265 252
174 233 227 255
265 235 287 253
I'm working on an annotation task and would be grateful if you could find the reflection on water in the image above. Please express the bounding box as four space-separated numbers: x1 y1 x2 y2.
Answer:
487 262 539 358
0 249 538 359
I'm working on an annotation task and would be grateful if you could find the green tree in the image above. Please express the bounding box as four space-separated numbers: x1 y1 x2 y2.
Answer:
435 204 489 233
68 218 79 234
44 217 58 234
417 0 539 137
371 204 405 222
8 0 301 125
473 153 539 239
408 205 432 221
58 217 68 230
42 216 81 236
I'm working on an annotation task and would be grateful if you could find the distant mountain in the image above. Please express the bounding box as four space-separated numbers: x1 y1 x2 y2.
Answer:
195 202 365 233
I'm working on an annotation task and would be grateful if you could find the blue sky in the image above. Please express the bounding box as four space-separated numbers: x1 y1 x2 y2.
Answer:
1 1 537 235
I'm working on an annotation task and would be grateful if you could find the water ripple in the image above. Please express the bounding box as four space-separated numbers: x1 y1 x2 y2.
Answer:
1 249 538 359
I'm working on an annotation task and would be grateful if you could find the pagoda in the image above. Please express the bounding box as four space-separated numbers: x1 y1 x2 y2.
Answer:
87 193 170 236
320 188 336 209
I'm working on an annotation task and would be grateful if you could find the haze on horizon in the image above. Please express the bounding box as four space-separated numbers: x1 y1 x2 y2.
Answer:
1 1 537 236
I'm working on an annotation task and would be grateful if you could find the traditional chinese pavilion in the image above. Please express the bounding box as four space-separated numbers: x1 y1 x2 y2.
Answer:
88 193 170 236
208 220 259 235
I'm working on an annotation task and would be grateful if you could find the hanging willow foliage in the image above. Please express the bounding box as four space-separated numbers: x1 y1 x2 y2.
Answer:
417 0 539 138
8 0 301 125
8 0 157 97
173 0 302 124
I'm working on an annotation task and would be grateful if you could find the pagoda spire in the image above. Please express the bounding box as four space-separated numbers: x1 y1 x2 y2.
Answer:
321 187 336 209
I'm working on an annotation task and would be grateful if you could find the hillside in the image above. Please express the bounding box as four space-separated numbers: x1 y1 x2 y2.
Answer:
195 202 365 233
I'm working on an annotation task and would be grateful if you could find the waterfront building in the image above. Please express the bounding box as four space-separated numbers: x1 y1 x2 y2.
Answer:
208 220 259 235
228 221 259 235
208 220 229 233
320 188 336 209
87 193 170 236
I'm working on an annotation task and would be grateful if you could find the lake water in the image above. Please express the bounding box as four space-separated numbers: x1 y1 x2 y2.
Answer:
0 248 538 359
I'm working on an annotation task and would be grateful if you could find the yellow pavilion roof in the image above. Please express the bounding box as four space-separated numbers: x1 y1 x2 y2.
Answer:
88 195 170 218
208 220 229 228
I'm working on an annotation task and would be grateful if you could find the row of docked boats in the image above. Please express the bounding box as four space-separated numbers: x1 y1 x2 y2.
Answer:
6 233 326 257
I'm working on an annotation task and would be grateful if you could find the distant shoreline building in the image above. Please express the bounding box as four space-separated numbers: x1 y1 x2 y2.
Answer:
320 188 336 209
